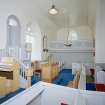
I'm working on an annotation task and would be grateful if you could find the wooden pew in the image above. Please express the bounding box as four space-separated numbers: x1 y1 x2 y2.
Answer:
0 77 6 96
67 71 80 88
0 63 19 95
41 63 59 83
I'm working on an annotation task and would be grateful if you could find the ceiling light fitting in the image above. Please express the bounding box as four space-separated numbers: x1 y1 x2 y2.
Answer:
49 4 58 15
64 15 72 47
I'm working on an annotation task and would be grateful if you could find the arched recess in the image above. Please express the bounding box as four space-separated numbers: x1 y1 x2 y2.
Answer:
25 22 42 61
7 15 21 48
68 30 78 41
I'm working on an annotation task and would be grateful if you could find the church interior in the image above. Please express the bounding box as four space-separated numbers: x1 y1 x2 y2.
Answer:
0 0 105 105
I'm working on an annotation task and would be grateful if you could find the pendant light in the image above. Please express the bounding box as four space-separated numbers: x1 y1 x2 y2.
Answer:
49 0 58 15
64 15 72 47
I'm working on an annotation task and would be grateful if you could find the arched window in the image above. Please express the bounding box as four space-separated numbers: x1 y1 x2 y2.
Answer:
7 15 21 47
68 30 78 41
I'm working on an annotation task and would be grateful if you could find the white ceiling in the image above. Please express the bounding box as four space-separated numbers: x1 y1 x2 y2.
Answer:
35 0 91 28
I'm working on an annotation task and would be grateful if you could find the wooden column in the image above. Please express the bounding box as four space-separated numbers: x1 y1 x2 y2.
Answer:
25 69 33 88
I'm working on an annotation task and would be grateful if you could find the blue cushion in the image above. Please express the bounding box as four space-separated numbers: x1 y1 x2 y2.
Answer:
86 83 96 91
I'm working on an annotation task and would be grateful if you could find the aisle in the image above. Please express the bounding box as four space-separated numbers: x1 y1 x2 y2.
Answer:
53 69 74 86
0 88 25 104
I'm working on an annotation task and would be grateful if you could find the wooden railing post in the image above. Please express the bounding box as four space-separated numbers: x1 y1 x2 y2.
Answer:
25 69 33 88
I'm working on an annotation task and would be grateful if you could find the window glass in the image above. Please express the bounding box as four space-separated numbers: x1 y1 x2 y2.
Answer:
7 15 21 47
68 30 78 40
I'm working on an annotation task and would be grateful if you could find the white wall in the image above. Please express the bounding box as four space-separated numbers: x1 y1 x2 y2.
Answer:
88 0 96 38
34 0 94 42
0 0 96 49
0 0 34 48
49 25 94 69
57 25 93 41
49 40 94 68
0 0 59 61
0 0 58 49
50 52 94 69
0 0 97 62
25 22 42 61
96 0 105 63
